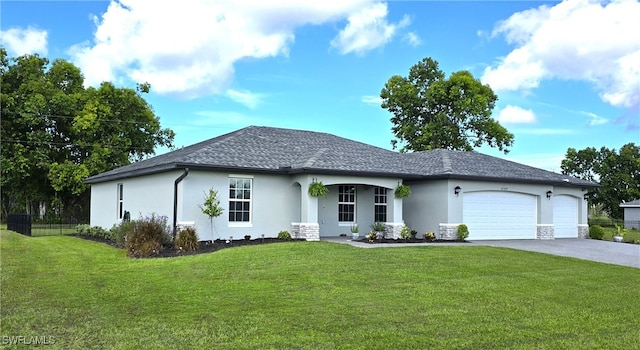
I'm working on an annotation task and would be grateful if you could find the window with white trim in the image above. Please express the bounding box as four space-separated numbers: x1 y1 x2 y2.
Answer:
374 187 387 222
117 183 124 219
229 177 252 222
338 185 356 222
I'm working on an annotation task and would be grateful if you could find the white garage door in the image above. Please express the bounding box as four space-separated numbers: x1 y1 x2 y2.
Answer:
463 192 537 240
554 195 578 238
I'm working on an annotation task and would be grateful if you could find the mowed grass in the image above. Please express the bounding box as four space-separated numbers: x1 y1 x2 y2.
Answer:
1 231 639 349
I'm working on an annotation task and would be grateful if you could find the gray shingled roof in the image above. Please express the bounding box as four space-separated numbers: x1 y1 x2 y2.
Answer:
84 126 598 187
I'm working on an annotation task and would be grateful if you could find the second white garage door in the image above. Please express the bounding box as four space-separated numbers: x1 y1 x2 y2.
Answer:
554 195 578 238
463 191 537 240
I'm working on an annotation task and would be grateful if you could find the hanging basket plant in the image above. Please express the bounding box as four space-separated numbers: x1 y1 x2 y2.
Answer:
308 181 329 197
394 183 411 198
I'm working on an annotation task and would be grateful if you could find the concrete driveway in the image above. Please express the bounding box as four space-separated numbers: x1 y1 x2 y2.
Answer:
472 239 640 268
324 237 639 268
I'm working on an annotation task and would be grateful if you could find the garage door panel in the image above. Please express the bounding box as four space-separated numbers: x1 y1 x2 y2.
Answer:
554 196 578 238
463 192 537 240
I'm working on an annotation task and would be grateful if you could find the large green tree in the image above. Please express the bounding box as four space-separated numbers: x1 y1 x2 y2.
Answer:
561 143 640 219
0 48 175 221
380 57 514 153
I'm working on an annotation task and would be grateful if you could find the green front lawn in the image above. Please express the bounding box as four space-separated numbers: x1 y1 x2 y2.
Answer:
1 231 639 349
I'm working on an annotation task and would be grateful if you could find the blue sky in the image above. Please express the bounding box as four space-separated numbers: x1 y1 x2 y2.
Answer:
2 0 639 171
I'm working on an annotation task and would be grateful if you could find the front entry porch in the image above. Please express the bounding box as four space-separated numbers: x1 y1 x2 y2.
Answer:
290 175 407 241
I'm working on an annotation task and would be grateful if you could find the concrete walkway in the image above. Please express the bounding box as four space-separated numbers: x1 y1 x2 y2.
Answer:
322 237 640 268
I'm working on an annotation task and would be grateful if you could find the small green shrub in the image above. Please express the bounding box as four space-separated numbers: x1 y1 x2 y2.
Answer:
277 230 291 240
424 232 436 241
366 231 377 242
90 226 110 239
410 229 418 239
175 227 199 253
622 229 640 244
370 222 386 232
125 214 171 258
76 224 91 235
400 225 412 240
589 225 605 240
244 234 251 241
457 224 469 241
109 221 136 247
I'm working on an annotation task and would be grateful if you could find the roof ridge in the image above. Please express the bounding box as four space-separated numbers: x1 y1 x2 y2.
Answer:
303 147 329 168
441 149 453 174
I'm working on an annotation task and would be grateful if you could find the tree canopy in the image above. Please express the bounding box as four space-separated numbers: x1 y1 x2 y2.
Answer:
0 48 175 221
380 57 514 153
561 143 640 219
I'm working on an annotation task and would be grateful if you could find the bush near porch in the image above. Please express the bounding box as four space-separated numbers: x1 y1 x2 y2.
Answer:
2 230 639 349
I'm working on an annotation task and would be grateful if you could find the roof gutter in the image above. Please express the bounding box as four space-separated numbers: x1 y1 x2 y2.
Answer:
172 168 189 239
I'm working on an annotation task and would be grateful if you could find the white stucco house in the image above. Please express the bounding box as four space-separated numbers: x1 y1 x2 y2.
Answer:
620 199 640 230
84 126 598 241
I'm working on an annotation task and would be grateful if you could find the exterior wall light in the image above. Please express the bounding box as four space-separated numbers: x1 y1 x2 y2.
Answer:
546 191 553 199
454 186 461 196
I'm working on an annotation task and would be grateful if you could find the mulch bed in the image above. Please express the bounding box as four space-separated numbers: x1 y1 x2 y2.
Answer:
73 234 305 258
355 237 470 244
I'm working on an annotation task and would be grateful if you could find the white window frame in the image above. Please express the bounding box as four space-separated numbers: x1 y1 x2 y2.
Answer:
228 176 253 227
374 186 387 223
338 185 356 224
117 183 124 219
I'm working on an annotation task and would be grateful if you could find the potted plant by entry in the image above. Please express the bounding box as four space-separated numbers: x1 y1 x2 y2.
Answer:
350 224 360 240
613 224 627 243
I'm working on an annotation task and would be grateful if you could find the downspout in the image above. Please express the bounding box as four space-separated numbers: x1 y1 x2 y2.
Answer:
173 168 190 239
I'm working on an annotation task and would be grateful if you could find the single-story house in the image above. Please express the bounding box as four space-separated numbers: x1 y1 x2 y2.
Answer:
84 126 598 241
620 199 640 230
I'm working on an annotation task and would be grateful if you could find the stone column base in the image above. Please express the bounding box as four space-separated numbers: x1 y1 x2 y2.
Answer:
439 223 461 241
536 225 554 240
291 222 320 241
578 224 588 239
384 222 405 239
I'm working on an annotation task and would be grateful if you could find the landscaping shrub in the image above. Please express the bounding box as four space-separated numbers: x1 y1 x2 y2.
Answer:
125 214 171 258
400 225 412 240
457 224 469 241
277 230 291 240
589 225 605 240
622 229 640 244
76 224 91 235
175 227 199 253
110 221 136 247
90 226 110 239
424 232 436 241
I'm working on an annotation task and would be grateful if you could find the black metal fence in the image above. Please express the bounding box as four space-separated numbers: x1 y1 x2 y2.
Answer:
7 213 32 236
588 217 640 230
6 213 84 236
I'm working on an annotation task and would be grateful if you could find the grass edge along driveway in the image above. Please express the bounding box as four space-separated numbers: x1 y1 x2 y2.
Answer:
1 231 639 349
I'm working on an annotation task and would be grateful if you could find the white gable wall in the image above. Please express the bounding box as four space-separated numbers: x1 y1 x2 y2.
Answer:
89 171 178 230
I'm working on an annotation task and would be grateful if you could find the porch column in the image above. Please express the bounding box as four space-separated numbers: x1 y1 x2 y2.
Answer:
385 196 405 239
292 183 320 241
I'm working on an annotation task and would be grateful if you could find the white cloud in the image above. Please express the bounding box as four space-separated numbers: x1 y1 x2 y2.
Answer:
361 95 382 105
404 32 421 47
497 105 537 124
482 0 640 108
330 3 408 55
225 89 263 109
69 0 408 98
581 111 608 126
0 27 48 56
